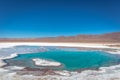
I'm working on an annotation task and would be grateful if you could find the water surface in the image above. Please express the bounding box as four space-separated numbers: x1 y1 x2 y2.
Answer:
5 49 120 71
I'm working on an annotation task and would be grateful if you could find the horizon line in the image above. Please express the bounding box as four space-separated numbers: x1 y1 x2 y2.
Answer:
0 31 120 39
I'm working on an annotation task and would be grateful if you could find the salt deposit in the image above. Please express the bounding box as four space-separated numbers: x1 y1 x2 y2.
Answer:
0 42 120 80
33 58 61 67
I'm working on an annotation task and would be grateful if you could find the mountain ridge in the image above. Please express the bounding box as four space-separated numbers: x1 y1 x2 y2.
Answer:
0 32 120 43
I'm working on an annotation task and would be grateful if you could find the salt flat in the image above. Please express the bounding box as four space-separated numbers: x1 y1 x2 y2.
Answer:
0 42 120 80
0 42 120 49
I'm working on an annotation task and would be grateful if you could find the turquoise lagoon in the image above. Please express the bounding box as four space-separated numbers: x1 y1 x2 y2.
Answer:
5 48 120 71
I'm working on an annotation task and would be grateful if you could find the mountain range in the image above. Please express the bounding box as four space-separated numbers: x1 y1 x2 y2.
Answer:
0 32 120 43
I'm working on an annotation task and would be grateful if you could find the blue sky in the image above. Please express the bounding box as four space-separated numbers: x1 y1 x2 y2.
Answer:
0 0 120 38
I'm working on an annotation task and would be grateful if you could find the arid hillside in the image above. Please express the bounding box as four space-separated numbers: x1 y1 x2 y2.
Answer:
0 32 120 43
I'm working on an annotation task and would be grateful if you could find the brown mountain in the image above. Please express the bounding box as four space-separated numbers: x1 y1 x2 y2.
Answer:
0 32 120 43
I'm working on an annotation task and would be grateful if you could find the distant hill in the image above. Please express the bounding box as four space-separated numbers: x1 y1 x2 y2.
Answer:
0 32 120 43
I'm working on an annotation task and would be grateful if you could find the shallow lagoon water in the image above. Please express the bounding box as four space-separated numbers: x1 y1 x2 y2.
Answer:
5 48 120 71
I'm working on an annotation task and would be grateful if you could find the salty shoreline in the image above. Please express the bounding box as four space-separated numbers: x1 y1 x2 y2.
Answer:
0 42 120 70
0 42 120 80
0 42 120 66
0 42 120 49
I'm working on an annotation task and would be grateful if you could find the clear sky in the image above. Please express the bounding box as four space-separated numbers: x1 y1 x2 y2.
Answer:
0 0 120 38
